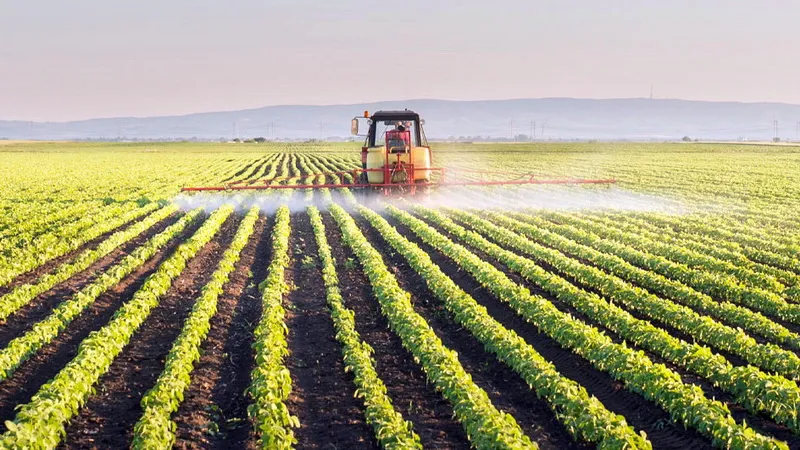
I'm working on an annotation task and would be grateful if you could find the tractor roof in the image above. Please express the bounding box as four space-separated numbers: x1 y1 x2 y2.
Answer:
371 110 420 122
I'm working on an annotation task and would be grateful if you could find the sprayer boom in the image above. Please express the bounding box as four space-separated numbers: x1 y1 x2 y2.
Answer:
182 167 615 193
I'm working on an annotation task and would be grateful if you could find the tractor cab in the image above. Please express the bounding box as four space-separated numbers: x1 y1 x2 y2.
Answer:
351 110 432 185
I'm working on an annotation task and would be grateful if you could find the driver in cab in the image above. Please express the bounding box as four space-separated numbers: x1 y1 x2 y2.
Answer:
386 123 411 154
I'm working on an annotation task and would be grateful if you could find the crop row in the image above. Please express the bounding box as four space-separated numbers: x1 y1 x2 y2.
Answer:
247 205 298 449
579 213 785 293
308 205 422 449
532 213 800 324
330 202 537 449
0 206 232 449
0 201 100 249
487 212 800 351
0 208 203 382
132 206 260 449
357 204 650 448
0 204 178 321
0 202 159 286
390 205 784 449
625 212 800 275
441 208 800 432
597 212 800 293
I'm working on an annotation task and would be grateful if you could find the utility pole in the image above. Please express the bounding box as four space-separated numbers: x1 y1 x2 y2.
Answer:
541 121 546 139
510 120 514 141
773 120 779 140
233 121 239 140
529 120 534 141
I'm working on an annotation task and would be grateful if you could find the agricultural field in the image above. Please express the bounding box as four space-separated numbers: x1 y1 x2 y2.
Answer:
0 141 799 449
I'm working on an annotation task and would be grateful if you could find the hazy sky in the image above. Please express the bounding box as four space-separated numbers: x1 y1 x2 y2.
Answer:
1 1 797 121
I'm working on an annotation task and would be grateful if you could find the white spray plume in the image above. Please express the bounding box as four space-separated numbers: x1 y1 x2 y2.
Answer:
172 184 686 217
410 185 686 214
172 191 333 214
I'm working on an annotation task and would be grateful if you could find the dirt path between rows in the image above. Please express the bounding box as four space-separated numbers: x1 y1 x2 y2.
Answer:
385 213 712 449
323 212 471 448
59 214 241 449
355 212 588 450
0 214 204 432
172 214 269 449
282 211 375 449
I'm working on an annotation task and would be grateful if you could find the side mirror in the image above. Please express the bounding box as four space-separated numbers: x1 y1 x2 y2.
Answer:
350 118 359 135
420 119 426 126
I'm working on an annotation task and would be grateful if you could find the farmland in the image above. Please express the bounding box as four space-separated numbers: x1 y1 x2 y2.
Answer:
0 141 799 449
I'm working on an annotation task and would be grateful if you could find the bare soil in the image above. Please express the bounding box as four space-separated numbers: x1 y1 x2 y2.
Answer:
0 212 180 347
58 214 241 449
0 214 204 431
323 212 471 448
172 214 268 449
355 212 589 449
385 213 712 449
282 211 376 449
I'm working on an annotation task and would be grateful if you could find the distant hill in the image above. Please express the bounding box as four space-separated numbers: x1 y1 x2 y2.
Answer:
2 98 799 141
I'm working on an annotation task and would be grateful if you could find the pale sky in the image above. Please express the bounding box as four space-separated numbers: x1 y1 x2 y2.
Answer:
1 1 797 121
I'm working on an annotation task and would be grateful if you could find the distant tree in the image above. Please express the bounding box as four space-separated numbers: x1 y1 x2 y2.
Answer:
254 137 267 143
773 137 781 143
682 136 692 142
244 139 255 143
233 138 242 143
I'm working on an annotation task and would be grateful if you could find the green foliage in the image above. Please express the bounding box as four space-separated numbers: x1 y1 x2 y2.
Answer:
0 206 233 449
331 202 536 450
358 205 650 448
308 205 422 449
247 206 298 450
0 205 178 321
393 205 786 449
445 208 800 433
132 206 259 449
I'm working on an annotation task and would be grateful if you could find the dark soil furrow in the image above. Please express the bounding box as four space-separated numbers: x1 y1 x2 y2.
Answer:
0 207 156 297
322 212 471 448
355 212 588 450
467 231 754 368
0 213 180 347
58 214 241 449
385 214 712 450
172 214 269 449
433 216 800 444
0 215 205 432
282 212 375 449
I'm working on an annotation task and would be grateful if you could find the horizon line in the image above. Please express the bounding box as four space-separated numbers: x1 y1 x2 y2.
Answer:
4 96 800 124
